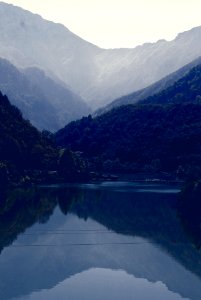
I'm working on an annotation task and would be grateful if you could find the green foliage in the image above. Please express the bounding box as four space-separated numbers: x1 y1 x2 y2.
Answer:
56 65 201 176
56 103 201 175
0 91 58 185
58 149 89 181
143 65 201 105
0 161 9 188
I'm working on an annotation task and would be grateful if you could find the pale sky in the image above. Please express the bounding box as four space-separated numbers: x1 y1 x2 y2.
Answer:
3 0 201 48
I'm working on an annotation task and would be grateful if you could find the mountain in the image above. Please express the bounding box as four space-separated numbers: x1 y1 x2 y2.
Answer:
1 3 201 108
56 65 201 176
95 56 201 115
0 91 57 186
0 2 100 106
141 64 201 105
0 58 90 131
56 103 201 176
23 67 91 130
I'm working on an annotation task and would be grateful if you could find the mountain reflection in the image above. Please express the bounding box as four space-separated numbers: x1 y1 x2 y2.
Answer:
0 187 81 254
0 183 200 300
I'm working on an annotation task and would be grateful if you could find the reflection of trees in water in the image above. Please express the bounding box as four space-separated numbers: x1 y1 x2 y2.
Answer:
0 187 80 253
0 185 201 280
70 188 201 279
178 182 201 250
57 188 83 215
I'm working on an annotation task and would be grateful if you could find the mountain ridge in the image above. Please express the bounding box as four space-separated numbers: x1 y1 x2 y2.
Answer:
95 56 201 115
0 57 90 131
56 64 201 177
1 2 201 108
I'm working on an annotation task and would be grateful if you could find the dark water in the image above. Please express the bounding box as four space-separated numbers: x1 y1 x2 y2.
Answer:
0 182 200 300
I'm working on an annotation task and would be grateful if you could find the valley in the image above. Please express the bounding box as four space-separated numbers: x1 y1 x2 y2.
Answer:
0 2 200 300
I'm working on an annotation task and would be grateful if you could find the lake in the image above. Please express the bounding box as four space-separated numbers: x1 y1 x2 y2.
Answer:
0 182 200 300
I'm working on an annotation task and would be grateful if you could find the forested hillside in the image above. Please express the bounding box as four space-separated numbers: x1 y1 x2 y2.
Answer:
96 57 201 115
56 103 201 177
56 62 201 178
142 64 201 105
0 91 57 186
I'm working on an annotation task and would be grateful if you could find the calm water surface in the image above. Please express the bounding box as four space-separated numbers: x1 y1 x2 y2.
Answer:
0 182 200 300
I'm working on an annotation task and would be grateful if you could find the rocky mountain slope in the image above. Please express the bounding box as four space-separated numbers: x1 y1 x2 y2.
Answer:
95 56 201 115
0 58 90 131
1 2 201 109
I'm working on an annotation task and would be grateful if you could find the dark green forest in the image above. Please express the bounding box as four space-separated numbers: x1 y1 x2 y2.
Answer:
0 91 58 187
0 61 200 247
2 61 201 184
0 90 90 187
142 65 201 105
56 65 201 178
56 103 201 177
96 56 201 115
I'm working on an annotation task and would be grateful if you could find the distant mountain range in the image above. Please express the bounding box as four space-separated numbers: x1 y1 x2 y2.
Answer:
1 2 201 111
0 58 90 131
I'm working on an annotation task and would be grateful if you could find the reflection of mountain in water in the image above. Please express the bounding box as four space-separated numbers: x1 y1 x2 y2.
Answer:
0 187 80 254
0 183 200 300
71 185 201 277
